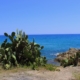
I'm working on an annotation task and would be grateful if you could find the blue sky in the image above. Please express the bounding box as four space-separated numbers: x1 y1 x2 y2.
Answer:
0 0 80 34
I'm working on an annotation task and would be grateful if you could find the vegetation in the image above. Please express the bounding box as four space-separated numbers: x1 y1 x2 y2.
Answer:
60 52 80 67
44 64 58 71
0 30 47 69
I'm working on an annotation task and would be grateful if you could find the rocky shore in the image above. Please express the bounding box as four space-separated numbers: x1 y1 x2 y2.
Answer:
55 48 80 66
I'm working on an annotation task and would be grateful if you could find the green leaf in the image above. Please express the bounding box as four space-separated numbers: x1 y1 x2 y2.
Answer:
11 32 15 37
1 43 5 48
4 64 11 69
4 39 7 43
9 35 13 42
0 48 5 55
34 43 40 47
5 48 9 51
0 54 2 59
25 35 28 39
3 55 7 60
6 43 12 47
12 54 16 61
4 33 8 37
65 59 68 63
7 52 10 56
40 57 43 63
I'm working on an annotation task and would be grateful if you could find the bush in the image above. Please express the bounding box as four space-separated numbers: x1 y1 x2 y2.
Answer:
44 64 57 71
0 30 47 69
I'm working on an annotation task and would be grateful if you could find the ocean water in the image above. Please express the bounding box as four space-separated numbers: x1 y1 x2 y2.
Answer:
0 34 80 61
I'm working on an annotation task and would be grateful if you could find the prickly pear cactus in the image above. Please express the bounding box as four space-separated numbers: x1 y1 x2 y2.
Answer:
0 30 47 69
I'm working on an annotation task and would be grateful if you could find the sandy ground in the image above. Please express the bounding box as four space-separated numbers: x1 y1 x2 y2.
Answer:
0 66 80 80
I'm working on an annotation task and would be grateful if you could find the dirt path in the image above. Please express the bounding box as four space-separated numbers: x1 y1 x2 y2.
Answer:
1 66 80 80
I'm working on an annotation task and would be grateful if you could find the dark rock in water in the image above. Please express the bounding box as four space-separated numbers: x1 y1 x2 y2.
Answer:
55 48 79 62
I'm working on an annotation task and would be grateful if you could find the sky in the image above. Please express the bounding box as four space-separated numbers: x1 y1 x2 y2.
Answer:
0 0 80 34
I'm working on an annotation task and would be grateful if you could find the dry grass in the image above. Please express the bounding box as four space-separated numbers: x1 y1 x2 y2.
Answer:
0 64 58 74
74 73 80 80
0 66 29 74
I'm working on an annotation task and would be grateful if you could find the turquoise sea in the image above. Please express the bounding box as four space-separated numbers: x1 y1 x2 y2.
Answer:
0 34 80 64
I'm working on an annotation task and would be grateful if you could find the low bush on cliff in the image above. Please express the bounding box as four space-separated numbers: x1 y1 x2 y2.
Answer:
0 30 47 69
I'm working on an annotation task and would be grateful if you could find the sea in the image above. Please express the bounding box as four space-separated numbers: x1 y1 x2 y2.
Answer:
0 34 80 65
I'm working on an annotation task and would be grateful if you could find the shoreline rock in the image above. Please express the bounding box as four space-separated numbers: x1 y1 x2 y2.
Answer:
55 48 80 62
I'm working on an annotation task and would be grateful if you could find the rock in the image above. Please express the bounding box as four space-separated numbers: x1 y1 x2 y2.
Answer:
77 58 80 66
55 48 79 62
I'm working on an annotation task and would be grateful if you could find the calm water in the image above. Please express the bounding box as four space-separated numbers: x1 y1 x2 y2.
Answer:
0 34 80 61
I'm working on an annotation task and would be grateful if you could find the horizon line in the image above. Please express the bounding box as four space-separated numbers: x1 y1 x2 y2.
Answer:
0 33 80 35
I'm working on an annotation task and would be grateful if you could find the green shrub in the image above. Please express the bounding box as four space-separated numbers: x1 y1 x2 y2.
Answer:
61 58 69 67
45 64 57 71
0 30 47 69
